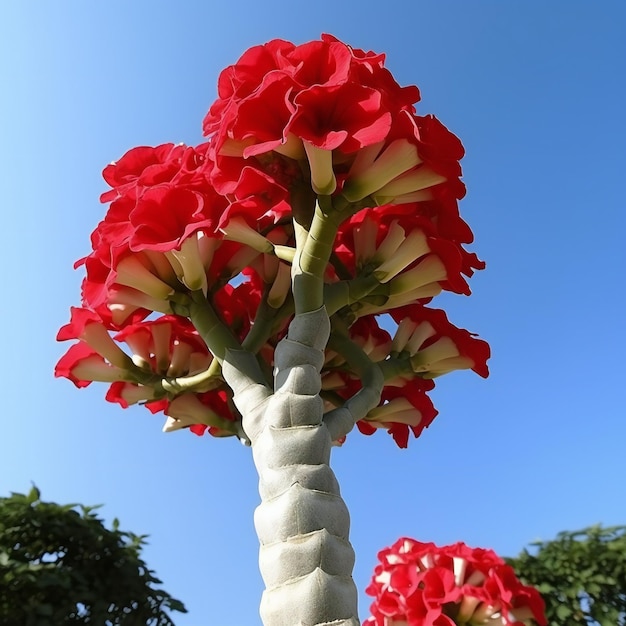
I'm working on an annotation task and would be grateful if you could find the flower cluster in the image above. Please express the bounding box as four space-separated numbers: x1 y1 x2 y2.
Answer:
204 35 475 251
56 309 239 436
321 308 488 448
55 34 489 446
364 538 546 626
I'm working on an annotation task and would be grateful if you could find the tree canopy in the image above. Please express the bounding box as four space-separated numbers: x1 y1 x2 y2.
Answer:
0 486 186 626
507 525 626 626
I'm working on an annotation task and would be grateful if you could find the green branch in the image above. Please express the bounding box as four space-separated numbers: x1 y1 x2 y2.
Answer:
241 295 292 354
160 359 223 395
378 356 414 382
186 290 243 361
293 197 343 314
324 274 383 315
184 290 269 389
323 327 384 440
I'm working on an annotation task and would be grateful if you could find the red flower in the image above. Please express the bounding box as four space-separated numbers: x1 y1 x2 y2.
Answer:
287 82 392 152
56 312 242 439
217 164 292 232
57 34 490 452
413 114 465 180
321 315 439 448
212 279 263 343
166 389 238 438
228 73 298 159
204 34 421 197
389 306 490 379
54 342 127 388
100 142 212 203
373 381 438 448
365 538 547 626
339 110 464 206
334 206 473 303
56 307 131 369
112 314 209 373
127 186 216 252
202 38 297 137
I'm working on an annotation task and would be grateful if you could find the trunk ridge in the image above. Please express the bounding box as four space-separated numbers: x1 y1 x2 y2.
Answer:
227 308 361 626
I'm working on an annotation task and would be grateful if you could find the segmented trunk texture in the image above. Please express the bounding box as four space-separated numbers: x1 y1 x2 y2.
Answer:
225 308 360 626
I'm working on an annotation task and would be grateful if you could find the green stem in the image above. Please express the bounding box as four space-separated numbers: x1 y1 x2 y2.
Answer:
160 359 223 395
294 197 343 314
329 251 354 281
378 356 414 382
186 290 243 361
324 274 382 315
241 296 280 354
290 182 316 250
326 330 383 393
240 296 294 357
323 327 384 441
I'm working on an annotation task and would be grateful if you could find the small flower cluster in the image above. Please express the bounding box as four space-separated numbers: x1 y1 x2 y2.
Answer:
56 308 239 436
365 538 546 626
322 306 489 448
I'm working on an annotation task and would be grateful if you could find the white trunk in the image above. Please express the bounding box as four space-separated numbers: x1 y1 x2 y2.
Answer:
223 308 360 626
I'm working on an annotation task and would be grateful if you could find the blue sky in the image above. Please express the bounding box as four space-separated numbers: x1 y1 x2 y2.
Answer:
1 2 625 624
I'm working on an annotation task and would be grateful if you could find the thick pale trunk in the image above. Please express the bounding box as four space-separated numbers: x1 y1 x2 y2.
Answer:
224 308 360 626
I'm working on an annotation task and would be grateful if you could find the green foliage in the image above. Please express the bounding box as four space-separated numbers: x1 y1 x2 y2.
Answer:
0 486 186 626
507 525 626 626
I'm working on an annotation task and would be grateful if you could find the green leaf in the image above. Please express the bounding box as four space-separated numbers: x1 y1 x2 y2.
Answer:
26 485 41 504
0 488 186 625
508 524 626 626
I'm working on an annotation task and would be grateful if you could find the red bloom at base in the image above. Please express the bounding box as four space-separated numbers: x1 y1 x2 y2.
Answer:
365 538 546 626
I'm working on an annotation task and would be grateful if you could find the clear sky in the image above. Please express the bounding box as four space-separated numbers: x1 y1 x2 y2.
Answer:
1 2 625 624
